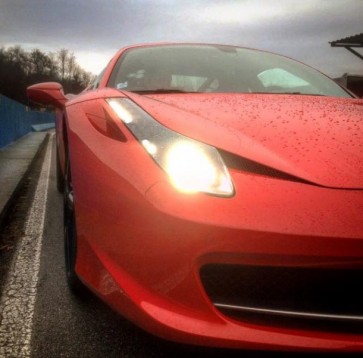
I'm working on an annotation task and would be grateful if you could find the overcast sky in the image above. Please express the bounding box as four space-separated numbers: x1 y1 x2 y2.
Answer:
0 0 362 77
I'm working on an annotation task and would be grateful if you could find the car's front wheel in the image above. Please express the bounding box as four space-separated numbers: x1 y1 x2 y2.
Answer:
63 155 85 294
56 149 64 193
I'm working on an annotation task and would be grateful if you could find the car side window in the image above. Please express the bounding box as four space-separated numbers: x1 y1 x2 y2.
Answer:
92 68 106 89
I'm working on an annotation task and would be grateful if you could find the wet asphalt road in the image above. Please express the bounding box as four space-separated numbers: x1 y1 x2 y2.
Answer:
0 136 356 358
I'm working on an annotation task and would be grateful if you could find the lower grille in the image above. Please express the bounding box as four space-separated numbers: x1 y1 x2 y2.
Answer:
200 264 363 331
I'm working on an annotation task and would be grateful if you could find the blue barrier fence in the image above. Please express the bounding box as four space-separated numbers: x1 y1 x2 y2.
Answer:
0 94 55 148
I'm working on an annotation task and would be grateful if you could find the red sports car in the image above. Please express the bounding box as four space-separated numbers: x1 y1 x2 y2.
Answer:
28 43 363 352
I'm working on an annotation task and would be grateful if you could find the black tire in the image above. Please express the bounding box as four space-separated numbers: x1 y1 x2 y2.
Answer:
56 149 64 193
63 156 85 294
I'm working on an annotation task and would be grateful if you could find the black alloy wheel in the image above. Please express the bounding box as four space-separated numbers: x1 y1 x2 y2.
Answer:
63 155 84 293
56 149 64 193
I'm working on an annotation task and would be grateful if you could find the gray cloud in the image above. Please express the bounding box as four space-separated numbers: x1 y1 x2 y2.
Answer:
0 0 362 76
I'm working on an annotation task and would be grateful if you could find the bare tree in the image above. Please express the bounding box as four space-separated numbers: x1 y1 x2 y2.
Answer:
0 46 95 104
57 48 68 82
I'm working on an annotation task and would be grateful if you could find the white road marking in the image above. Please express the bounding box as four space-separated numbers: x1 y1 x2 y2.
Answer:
0 134 53 358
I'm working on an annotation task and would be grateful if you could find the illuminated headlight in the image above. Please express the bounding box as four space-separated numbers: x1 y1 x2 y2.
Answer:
107 98 234 197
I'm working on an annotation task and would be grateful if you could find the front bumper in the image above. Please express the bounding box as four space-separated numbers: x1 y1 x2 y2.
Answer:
73 162 363 351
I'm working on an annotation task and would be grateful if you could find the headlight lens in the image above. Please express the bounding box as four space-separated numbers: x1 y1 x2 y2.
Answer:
107 98 234 197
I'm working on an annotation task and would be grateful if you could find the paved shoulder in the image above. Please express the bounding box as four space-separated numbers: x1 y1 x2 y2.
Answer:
0 132 50 226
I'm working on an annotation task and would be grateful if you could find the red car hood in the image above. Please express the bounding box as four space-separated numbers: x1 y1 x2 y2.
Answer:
126 92 363 189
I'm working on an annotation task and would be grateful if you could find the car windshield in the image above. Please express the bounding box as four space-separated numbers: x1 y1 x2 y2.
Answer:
108 45 351 98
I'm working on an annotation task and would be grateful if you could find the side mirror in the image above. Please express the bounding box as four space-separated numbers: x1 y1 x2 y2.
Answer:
27 82 67 108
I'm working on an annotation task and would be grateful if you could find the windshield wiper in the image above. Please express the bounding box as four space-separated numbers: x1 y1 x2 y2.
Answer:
133 89 194 94
253 91 326 96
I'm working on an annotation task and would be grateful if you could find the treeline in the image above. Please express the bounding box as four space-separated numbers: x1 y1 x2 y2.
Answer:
0 46 95 105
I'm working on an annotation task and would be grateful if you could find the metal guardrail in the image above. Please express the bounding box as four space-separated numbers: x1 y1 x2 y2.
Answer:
0 94 55 148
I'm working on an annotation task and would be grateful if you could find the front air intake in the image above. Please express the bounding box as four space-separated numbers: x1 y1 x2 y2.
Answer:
200 264 363 332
